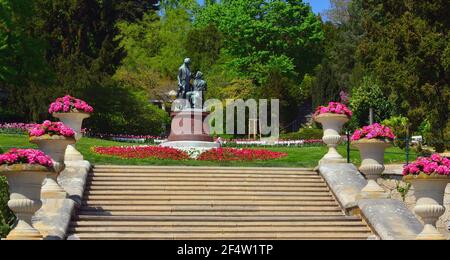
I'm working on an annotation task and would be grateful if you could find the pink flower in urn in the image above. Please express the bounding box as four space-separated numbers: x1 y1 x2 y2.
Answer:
29 121 75 138
431 154 443 163
351 123 395 141
436 166 450 175
48 95 94 114
0 149 53 167
403 154 450 176
314 102 352 118
442 158 450 167
423 162 439 175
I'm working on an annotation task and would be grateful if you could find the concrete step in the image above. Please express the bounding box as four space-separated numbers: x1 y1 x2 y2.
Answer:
70 221 367 227
85 186 330 192
69 232 370 240
87 175 323 184
82 195 335 201
86 181 328 187
77 211 345 216
83 190 332 196
73 215 361 222
93 166 313 172
78 205 343 212
87 176 323 183
68 226 370 233
69 166 372 240
90 173 321 179
81 200 339 206
92 169 317 175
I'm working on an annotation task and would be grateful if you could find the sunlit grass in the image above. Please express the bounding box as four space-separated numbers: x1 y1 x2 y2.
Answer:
0 134 416 168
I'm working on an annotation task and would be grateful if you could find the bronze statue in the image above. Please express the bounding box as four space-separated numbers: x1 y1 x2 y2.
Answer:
177 58 192 99
175 58 208 110
190 71 207 109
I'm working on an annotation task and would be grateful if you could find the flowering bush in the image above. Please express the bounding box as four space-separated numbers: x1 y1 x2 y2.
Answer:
197 148 288 161
351 123 395 141
0 149 53 168
28 121 75 138
49 95 94 114
92 146 287 162
403 154 450 176
0 123 38 134
227 139 323 147
93 146 190 160
314 102 353 118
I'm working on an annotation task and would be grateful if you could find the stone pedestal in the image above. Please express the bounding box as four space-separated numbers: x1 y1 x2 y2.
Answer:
0 165 49 240
53 112 90 161
404 175 449 240
353 139 391 199
314 113 349 165
167 109 213 142
30 136 76 199
161 109 220 156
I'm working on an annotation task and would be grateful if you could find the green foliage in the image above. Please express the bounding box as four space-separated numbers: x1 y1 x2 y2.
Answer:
115 9 192 98
0 0 47 85
195 0 324 126
350 76 393 127
311 3 364 108
185 23 223 74
396 181 411 202
0 176 13 238
382 116 409 149
82 83 169 136
281 128 323 141
356 0 450 151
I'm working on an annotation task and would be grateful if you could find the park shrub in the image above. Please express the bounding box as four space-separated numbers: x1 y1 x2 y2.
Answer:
383 116 409 149
281 128 323 140
0 176 12 238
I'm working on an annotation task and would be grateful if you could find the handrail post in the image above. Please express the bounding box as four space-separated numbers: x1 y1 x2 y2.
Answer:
346 131 351 164
405 135 410 166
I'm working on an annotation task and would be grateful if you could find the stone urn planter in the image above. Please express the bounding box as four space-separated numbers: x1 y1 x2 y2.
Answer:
30 135 76 199
352 139 391 199
314 113 349 164
404 174 450 240
53 112 90 161
0 164 50 240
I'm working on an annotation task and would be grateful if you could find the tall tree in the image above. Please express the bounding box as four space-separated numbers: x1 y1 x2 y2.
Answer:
0 0 50 121
356 0 450 151
325 0 352 25
194 0 324 125
311 1 363 108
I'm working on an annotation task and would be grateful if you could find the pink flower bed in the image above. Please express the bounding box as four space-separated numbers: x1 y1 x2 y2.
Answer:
92 146 287 162
403 154 450 176
29 120 75 138
351 123 395 141
314 102 353 118
0 149 53 167
0 123 38 133
197 148 288 161
49 95 94 114
93 146 190 160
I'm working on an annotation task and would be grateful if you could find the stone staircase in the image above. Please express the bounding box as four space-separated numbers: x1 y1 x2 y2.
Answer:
68 166 372 240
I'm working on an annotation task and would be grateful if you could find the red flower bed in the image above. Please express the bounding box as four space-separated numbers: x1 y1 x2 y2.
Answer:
93 146 190 160
197 148 288 161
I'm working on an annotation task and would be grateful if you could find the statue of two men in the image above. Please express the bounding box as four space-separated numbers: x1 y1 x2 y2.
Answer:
177 58 191 100
176 58 207 109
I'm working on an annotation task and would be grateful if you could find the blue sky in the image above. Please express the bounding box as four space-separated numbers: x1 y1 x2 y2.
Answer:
197 1 330 14
304 0 330 14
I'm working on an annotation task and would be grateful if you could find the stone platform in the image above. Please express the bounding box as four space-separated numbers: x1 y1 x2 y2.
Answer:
161 109 220 157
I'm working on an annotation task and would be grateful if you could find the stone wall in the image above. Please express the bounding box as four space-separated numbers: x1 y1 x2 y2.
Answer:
378 175 450 239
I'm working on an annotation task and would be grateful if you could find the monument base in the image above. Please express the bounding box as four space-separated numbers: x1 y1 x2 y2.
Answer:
167 109 213 142
160 141 220 158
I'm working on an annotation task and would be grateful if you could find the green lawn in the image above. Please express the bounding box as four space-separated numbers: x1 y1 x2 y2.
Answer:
0 134 415 168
